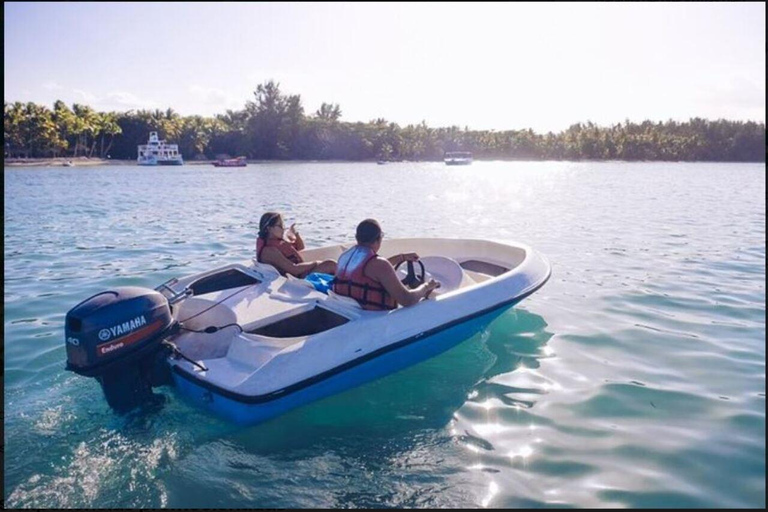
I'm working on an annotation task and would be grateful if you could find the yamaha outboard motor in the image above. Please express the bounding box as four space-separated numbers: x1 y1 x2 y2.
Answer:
65 287 177 412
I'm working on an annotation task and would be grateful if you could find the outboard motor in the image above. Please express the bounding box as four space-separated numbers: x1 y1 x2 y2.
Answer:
65 286 177 412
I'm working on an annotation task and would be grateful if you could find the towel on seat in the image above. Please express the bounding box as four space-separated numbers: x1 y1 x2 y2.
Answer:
304 272 335 294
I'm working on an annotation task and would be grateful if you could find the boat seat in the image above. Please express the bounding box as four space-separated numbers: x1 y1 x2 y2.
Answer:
273 275 327 301
283 273 315 289
414 256 465 295
226 333 305 371
172 327 240 361
251 259 281 278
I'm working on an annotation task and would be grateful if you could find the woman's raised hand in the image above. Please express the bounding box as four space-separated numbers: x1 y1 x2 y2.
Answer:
286 223 299 242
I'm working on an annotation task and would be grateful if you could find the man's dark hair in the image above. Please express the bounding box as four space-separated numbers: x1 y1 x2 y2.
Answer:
356 219 382 244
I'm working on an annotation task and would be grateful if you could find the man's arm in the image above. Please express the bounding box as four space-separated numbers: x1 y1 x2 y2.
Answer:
387 252 418 267
366 258 437 307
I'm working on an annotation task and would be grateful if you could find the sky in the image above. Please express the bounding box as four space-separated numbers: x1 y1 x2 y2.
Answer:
4 2 765 133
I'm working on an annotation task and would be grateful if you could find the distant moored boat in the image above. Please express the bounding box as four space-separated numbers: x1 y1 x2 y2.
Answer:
213 156 248 167
444 151 473 166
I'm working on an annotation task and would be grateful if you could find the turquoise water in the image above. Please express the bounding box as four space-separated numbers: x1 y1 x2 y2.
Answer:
4 161 765 508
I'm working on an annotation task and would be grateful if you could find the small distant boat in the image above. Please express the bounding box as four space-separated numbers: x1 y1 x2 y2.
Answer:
444 151 473 166
138 132 184 166
377 160 388 165
213 156 248 167
63 160 75 167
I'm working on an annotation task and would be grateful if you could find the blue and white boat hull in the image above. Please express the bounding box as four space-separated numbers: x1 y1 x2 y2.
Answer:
170 302 524 425
161 238 550 426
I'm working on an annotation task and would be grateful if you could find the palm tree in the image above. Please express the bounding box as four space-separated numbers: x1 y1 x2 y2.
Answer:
72 104 99 157
316 102 342 121
99 112 122 158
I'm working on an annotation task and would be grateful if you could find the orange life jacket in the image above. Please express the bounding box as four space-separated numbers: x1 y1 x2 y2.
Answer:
333 245 397 311
256 237 303 266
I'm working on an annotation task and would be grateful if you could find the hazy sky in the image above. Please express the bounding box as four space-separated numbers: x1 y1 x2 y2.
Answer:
4 2 765 133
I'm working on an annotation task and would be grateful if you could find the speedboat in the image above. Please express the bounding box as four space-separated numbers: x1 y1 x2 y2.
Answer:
64 238 550 425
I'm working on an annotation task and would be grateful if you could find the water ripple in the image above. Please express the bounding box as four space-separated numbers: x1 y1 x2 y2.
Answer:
4 162 765 508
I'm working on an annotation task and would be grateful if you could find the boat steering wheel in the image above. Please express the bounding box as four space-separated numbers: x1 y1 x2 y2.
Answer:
395 259 425 289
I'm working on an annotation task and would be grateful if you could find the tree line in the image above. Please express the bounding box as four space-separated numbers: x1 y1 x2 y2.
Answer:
4 80 765 162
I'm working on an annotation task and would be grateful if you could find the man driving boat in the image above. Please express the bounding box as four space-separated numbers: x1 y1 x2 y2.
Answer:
333 219 440 310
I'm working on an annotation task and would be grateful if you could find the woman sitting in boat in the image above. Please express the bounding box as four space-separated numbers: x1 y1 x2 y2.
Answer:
333 219 440 310
256 212 337 277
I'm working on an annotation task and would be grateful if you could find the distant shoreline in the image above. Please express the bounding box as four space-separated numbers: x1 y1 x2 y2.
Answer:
3 157 221 168
4 157 126 167
3 157 765 168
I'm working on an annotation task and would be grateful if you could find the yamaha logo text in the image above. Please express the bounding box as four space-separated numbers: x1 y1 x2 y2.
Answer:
98 315 148 342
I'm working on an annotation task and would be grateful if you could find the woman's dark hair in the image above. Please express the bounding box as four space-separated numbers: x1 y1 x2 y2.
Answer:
258 212 282 239
356 218 382 244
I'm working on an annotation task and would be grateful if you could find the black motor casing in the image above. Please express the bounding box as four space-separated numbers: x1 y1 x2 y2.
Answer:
65 286 176 412
65 286 173 374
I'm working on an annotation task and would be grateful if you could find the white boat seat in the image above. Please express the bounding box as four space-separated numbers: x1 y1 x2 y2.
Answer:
286 273 317 285
414 256 465 295
273 275 327 302
225 333 305 372
251 259 281 278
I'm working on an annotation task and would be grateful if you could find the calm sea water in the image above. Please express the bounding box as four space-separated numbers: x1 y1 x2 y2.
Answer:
4 161 765 508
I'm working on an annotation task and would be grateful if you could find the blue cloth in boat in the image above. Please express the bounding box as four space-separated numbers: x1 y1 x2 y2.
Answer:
305 272 335 294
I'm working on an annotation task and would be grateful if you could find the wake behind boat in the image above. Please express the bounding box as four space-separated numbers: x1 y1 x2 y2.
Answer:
64 238 550 425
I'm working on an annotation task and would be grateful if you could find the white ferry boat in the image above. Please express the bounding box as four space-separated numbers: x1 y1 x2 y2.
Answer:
137 132 184 166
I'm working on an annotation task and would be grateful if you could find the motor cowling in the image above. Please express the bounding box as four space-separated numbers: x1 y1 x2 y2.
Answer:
65 286 176 412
